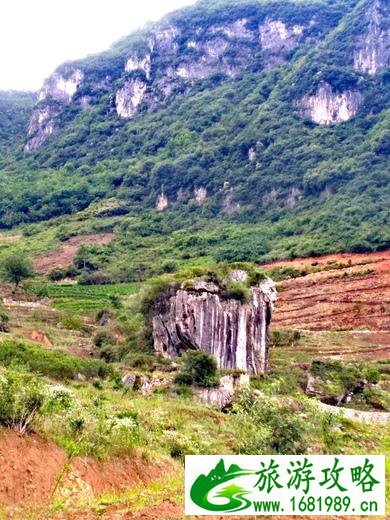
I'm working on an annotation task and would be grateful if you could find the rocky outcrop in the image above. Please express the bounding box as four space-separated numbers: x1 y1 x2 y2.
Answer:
299 82 362 125
193 374 250 410
317 402 390 425
125 54 152 79
25 69 83 151
24 3 351 149
38 70 84 103
114 17 315 120
353 0 390 76
156 192 169 211
152 277 277 375
115 78 147 118
194 187 207 204
24 105 59 152
260 19 304 51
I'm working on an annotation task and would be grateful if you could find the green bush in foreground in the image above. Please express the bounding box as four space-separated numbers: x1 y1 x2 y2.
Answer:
0 369 45 434
232 393 308 455
0 340 114 380
174 350 219 388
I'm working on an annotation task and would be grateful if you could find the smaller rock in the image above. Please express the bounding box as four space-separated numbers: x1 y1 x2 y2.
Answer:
75 373 86 382
140 375 153 395
193 374 250 410
122 373 137 390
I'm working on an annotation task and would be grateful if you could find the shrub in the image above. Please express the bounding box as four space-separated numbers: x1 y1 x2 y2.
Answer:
0 340 114 380
48 268 67 282
160 260 179 274
174 372 194 386
124 352 159 371
1 253 33 292
225 281 251 302
140 275 173 315
109 295 122 309
48 266 78 282
94 330 115 348
0 310 10 333
175 351 219 388
232 394 308 455
309 361 378 402
0 369 45 434
270 329 302 347
78 272 113 285
60 314 83 331
95 307 115 325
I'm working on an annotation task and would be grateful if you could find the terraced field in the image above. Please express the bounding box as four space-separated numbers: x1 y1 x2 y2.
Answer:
263 251 390 332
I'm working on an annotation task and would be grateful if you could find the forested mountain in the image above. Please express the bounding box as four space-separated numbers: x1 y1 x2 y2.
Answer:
0 0 388 269
0 91 35 158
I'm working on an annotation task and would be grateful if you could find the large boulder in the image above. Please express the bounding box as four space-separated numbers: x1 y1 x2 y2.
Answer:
193 374 250 410
152 276 276 375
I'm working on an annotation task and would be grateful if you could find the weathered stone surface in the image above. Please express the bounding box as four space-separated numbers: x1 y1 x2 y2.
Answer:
156 192 169 211
26 8 332 148
122 373 137 390
115 78 147 118
25 69 83 152
259 19 304 51
152 278 277 375
38 70 84 103
317 402 390 425
353 0 389 76
193 373 250 410
299 81 362 125
24 106 59 152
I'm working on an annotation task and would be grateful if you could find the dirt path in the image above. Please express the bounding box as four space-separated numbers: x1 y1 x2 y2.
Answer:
34 233 115 274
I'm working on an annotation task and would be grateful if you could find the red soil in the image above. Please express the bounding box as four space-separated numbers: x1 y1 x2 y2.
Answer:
262 251 390 332
34 233 115 274
0 428 168 517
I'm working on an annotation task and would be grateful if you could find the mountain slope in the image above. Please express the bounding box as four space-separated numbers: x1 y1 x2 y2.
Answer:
0 91 34 159
0 0 388 269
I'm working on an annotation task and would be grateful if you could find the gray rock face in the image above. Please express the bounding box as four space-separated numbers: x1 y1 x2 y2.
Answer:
24 106 59 152
115 78 147 118
114 16 314 121
299 81 362 125
26 13 325 148
38 70 84 103
353 0 390 75
25 69 83 151
152 278 277 375
193 374 250 410
259 19 304 51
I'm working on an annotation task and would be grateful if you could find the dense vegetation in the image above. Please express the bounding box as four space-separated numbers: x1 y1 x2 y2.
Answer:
0 0 387 270
0 90 34 157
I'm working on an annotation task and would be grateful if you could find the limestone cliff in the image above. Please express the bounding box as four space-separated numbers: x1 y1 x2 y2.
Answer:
152 276 277 375
353 0 389 75
25 69 84 151
25 4 330 151
113 16 311 120
299 81 362 125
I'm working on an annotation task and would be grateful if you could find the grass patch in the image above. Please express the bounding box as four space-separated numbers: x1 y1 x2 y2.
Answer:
0 339 114 380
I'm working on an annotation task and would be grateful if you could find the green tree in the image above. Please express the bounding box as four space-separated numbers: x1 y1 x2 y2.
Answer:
1 254 33 293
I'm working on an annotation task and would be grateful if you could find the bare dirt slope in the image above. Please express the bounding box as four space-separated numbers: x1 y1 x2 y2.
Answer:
262 251 390 332
34 233 115 274
0 428 169 518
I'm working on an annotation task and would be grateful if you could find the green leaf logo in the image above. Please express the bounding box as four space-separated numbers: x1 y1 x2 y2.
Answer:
190 459 255 512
